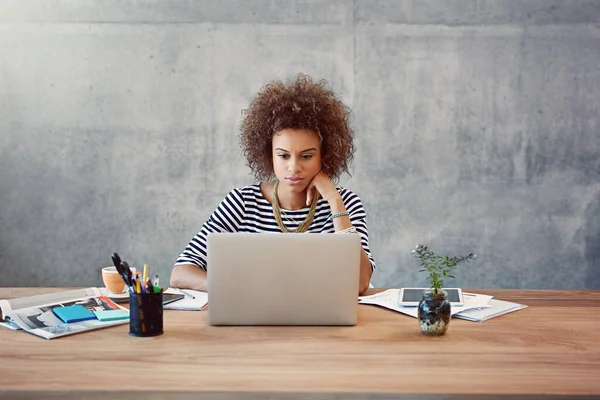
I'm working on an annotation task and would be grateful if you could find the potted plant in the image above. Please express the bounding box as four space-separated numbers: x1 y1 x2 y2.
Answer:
412 244 476 336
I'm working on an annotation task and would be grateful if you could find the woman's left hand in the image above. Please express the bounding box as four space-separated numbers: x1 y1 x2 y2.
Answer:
306 171 340 206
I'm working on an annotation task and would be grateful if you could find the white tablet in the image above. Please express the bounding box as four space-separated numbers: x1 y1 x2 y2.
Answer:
398 288 464 307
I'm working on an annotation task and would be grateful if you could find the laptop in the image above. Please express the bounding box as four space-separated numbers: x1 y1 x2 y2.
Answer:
207 232 361 326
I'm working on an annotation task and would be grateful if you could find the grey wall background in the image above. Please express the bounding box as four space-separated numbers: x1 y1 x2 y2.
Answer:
1 1 599 289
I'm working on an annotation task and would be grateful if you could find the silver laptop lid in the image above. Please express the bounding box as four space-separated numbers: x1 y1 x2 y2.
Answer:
207 233 361 326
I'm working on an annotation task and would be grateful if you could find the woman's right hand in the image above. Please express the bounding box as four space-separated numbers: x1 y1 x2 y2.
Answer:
305 170 339 206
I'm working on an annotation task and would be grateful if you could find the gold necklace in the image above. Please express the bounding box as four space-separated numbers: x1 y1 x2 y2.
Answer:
272 180 319 233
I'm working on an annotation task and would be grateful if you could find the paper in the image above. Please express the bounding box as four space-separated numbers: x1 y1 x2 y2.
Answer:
358 290 493 319
52 305 96 323
455 299 528 322
163 288 208 311
358 289 420 318
460 292 494 310
93 309 129 322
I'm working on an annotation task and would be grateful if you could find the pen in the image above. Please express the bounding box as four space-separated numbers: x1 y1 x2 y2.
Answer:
152 274 159 287
129 267 138 293
111 253 123 274
121 261 134 290
180 289 195 299
112 253 131 289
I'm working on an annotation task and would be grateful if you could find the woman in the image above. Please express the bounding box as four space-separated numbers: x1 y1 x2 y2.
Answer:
170 74 376 294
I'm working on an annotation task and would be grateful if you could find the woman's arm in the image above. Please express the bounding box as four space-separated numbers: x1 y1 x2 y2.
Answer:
329 197 373 295
171 188 246 291
307 172 375 296
170 264 208 292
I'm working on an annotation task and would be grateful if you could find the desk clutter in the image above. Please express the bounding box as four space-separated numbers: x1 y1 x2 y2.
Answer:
0 287 130 339
358 289 527 322
0 286 210 340
108 252 208 335
0 252 208 340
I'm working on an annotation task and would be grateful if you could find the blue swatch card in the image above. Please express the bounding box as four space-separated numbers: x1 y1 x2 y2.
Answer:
52 305 96 323
93 309 129 322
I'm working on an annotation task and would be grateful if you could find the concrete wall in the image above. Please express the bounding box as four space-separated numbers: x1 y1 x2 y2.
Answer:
1 1 599 289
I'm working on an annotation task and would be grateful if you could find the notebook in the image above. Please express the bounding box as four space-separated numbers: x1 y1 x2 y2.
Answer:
207 232 361 326
163 289 208 310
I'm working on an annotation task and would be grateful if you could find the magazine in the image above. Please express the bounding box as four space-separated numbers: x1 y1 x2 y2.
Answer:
0 287 129 340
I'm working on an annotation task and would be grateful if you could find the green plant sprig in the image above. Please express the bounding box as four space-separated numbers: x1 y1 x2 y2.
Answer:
411 244 476 295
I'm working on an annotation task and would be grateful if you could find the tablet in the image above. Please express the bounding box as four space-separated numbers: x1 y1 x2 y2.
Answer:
162 293 185 305
398 288 464 306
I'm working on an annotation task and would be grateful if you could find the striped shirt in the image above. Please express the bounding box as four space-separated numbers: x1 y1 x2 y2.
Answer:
175 183 377 271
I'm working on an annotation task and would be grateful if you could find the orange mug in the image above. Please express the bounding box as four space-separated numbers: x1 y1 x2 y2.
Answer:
101 266 126 294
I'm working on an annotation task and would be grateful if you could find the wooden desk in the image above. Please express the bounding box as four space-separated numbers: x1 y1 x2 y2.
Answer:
0 288 599 400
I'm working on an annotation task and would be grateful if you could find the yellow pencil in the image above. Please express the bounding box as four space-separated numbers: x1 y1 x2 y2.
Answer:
143 264 149 287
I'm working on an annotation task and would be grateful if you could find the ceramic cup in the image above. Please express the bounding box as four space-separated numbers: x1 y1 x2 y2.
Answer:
101 266 126 294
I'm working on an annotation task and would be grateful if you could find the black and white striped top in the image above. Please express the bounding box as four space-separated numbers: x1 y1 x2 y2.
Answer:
175 183 376 271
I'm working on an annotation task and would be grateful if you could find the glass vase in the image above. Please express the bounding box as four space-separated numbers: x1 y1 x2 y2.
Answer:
418 289 451 336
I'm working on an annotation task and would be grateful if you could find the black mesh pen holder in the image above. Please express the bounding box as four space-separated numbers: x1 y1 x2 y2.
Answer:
129 291 163 337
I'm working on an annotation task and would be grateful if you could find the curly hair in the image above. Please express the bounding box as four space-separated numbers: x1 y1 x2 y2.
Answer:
239 74 355 183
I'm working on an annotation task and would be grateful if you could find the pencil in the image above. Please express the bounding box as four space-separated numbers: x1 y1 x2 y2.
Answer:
143 264 149 287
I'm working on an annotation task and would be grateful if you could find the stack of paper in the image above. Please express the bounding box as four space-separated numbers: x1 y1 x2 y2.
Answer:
455 298 527 322
358 290 526 322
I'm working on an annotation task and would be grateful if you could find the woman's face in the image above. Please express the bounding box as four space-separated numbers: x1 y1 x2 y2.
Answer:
272 128 322 194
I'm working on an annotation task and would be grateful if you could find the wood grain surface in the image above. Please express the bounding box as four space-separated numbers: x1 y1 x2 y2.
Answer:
0 288 598 400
